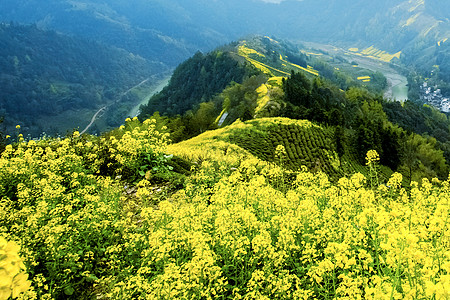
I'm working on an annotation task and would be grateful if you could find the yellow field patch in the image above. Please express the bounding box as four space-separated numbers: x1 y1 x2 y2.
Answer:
215 109 227 124
409 0 424 12
438 38 448 46
245 57 291 76
357 46 401 62
238 45 265 58
357 76 371 80
306 52 323 56
268 77 284 87
264 36 279 44
255 84 270 114
348 48 359 52
287 62 319 76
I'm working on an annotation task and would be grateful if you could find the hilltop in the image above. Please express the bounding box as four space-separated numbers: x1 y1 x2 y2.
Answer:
137 36 450 184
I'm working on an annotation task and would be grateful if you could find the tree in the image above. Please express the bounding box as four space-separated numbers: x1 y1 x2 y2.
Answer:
283 71 311 107
191 102 217 134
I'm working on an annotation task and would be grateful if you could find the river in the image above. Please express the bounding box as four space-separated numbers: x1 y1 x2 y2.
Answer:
303 42 409 101
128 76 171 117
350 56 408 101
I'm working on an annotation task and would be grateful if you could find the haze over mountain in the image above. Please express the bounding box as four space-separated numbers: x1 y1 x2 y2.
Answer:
0 0 449 136
1 0 448 64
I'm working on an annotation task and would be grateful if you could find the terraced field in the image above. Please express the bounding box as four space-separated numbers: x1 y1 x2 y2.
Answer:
169 118 388 181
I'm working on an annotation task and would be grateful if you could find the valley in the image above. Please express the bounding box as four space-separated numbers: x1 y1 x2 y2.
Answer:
79 73 172 135
128 75 172 118
1 2 450 299
303 41 409 101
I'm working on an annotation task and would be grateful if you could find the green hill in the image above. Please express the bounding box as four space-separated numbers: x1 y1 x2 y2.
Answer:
138 36 449 184
0 24 165 136
2 0 449 95
169 117 378 182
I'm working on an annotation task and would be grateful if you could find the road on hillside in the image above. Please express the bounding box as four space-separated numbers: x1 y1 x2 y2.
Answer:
79 76 170 134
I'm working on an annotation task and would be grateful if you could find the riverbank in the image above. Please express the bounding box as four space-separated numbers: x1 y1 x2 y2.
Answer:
303 42 409 101
129 76 171 118
350 56 408 101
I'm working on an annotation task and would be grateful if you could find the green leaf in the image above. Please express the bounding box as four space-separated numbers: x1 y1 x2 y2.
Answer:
86 275 99 282
64 285 75 296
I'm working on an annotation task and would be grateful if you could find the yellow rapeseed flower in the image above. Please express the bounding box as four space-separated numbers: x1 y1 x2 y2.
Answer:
365 149 380 165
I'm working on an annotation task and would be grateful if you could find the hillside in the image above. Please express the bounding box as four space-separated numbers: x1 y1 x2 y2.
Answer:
138 36 450 184
169 118 378 182
140 36 388 119
0 0 227 66
0 23 166 136
0 116 449 299
2 0 450 137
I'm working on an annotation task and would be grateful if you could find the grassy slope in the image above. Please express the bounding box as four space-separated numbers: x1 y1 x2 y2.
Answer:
169 117 391 182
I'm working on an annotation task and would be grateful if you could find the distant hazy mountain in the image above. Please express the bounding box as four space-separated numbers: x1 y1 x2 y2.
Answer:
0 0 231 66
1 0 448 66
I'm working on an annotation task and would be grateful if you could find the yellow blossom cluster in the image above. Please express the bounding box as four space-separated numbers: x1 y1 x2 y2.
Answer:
1 117 449 299
110 117 170 178
365 149 380 165
0 236 32 299
0 128 131 298
108 157 449 299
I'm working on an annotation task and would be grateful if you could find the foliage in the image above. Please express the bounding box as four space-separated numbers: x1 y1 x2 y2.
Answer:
0 116 449 299
0 23 160 137
0 236 32 299
0 118 6 155
115 162 447 299
383 100 450 143
106 117 171 181
218 75 268 125
0 118 181 299
140 51 256 118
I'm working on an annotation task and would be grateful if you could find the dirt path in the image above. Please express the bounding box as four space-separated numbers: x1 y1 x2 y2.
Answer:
80 106 107 134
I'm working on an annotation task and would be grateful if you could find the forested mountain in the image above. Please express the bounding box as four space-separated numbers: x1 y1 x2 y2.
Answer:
139 35 450 182
0 0 228 66
0 23 163 136
1 0 448 70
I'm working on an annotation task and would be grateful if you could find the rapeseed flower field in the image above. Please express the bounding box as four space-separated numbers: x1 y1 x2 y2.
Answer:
0 118 449 299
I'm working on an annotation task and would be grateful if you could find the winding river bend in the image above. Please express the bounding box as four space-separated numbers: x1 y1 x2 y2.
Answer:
304 42 409 101
350 55 408 101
